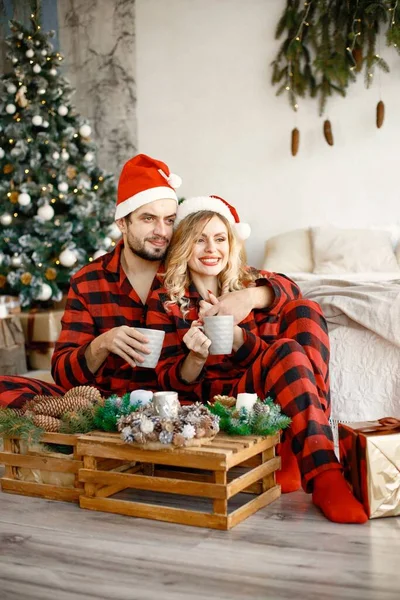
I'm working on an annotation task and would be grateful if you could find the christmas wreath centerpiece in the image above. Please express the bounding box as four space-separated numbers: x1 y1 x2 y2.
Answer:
117 400 220 450
208 393 291 437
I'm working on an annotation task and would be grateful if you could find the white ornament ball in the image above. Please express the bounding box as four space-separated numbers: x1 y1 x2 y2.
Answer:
108 222 122 240
57 105 68 117
52 151 60 160
18 192 31 206
83 152 94 163
11 57 18 64
102 236 112 248
17 33 23 40
49 68 57 76
61 150 69 161
6 104 16 115
7 83 17 94
0 148 4 159
35 40 40 46
42 120 49 128
41 49 47 56
37 283 52 302
37 204 54 221
38 88 46 95
26 49 34 58
79 124 92 138
33 64 41 74
11 254 22 267
129 389 153 406
58 182 69 193
32 115 43 126
93 249 107 260
0 213 12 226
59 248 77 267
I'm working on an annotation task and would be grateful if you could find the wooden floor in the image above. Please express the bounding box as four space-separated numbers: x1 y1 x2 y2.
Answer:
0 466 399 600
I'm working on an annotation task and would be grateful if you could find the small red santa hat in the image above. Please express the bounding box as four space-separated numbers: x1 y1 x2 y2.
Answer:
115 153 182 220
174 195 251 240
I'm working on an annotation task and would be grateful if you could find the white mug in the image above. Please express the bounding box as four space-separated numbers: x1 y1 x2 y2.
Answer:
134 327 165 368
203 315 234 355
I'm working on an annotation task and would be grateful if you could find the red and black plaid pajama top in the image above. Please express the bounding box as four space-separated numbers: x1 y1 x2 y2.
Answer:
147 271 341 491
0 241 163 408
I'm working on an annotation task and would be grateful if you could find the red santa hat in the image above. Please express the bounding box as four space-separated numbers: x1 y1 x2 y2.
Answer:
174 195 251 240
115 153 182 220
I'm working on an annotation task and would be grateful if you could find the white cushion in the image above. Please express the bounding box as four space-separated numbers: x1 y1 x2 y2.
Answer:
311 226 400 274
263 228 313 273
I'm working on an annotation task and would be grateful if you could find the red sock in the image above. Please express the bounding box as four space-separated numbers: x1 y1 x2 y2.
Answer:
275 440 301 493
312 470 368 524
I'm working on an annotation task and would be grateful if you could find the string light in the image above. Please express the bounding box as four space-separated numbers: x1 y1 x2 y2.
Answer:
13 213 18 217
111 241 116 247
93 185 98 190
55 259 60 264
51 198 56 203
89 257 93 262
25 169 29 174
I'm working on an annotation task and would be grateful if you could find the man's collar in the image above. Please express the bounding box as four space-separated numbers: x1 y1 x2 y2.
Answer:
104 239 123 274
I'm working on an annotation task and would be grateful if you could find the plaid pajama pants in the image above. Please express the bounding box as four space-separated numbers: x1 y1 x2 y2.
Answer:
0 376 67 409
234 299 341 491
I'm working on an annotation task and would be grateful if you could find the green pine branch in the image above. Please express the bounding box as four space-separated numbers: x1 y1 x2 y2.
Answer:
272 0 400 114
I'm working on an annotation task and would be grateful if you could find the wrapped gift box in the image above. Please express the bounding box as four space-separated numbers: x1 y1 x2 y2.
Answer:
19 310 63 370
339 419 400 519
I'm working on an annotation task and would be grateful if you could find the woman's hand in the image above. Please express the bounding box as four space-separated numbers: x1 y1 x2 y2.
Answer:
182 320 211 360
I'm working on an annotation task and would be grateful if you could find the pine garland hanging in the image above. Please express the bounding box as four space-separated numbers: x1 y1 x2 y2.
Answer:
272 0 398 114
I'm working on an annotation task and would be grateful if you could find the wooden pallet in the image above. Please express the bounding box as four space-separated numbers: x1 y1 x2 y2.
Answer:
0 433 134 503
0 432 84 502
77 432 281 530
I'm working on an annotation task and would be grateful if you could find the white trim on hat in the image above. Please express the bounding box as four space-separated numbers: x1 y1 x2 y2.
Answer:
115 186 178 220
174 196 235 228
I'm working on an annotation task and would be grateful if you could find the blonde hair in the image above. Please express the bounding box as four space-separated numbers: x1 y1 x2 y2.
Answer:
163 211 255 317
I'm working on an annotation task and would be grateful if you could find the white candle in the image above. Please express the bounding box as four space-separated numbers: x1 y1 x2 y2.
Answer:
0 305 8 319
236 393 258 412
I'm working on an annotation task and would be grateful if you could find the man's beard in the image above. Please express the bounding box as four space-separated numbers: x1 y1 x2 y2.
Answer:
127 233 169 262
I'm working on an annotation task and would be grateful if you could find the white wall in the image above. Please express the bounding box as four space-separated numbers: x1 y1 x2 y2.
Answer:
136 0 400 267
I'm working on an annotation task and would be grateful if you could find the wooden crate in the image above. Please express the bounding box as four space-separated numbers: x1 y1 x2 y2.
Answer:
0 432 84 502
77 432 281 530
0 433 136 503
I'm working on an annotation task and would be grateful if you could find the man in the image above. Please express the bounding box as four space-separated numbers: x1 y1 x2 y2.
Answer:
0 154 272 408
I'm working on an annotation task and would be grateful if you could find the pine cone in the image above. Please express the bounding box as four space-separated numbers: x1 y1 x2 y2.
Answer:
23 395 62 415
64 386 103 404
376 101 385 128
212 395 236 408
291 128 300 156
32 414 62 432
28 395 93 418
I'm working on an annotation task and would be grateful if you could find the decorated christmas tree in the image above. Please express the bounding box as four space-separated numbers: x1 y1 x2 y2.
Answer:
0 8 120 308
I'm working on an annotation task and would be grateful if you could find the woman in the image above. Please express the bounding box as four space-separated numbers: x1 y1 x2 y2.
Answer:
147 195 367 524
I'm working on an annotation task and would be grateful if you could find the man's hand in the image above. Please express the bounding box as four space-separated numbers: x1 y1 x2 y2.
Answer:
103 326 151 368
202 290 254 325
182 320 211 360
